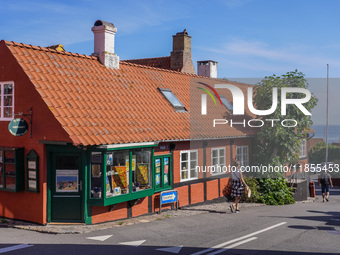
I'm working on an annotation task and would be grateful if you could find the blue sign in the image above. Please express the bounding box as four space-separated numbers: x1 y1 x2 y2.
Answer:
160 190 178 205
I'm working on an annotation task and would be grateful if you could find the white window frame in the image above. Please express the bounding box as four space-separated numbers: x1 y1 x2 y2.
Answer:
180 150 198 182
211 147 226 175
0 81 15 121
236 145 249 166
299 139 306 158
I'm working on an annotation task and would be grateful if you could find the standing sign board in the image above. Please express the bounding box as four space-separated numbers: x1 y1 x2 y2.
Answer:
159 189 178 213
26 149 39 192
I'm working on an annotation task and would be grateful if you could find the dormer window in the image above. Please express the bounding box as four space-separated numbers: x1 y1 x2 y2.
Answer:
220 95 233 112
158 88 186 112
0 82 14 120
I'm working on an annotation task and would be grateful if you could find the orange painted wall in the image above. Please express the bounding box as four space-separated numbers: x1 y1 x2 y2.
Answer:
0 42 72 224
190 183 204 204
176 185 189 207
206 179 219 200
219 177 230 197
132 197 149 217
91 203 128 224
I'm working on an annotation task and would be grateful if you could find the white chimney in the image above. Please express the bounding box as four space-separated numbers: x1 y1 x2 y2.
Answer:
92 20 119 69
197 60 218 78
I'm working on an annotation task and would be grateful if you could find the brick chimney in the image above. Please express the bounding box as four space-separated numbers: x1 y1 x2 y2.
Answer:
197 60 218 78
170 29 195 74
92 20 119 69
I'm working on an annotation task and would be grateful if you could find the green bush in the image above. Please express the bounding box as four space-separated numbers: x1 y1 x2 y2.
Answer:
242 177 261 203
258 178 295 205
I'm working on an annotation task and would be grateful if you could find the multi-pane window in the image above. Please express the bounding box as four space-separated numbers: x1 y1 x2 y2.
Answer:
0 82 14 120
299 139 306 158
104 148 152 198
0 147 24 192
211 147 225 175
236 146 249 166
180 150 198 181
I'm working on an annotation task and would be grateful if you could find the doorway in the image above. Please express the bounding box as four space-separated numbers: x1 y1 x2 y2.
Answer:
51 153 83 222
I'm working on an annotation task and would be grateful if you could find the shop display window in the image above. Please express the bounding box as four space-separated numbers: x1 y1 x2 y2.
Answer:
132 148 152 192
0 147 24 192
88 147 155 206
90 152 102 198
154 155 171 191
106 150 130 197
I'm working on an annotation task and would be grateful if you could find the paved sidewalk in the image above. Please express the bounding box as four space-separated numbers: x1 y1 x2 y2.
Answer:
0 198 315 235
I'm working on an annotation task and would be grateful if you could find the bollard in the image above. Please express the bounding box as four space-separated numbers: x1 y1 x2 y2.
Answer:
309 182 316 198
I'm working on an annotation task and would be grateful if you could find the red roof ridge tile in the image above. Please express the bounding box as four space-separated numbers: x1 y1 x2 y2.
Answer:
120 61 254 87
123 56 170 61
2 40 255 87
3 40 97 60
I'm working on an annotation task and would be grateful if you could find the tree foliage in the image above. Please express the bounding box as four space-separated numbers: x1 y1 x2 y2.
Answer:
309 142 340 164
252 70 318 167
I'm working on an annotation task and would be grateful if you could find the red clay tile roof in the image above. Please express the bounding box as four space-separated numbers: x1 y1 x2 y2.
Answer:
308 137 324 148
4 40 257 146
123 56 171 70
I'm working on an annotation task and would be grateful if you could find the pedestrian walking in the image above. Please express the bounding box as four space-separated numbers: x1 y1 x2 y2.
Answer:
318 170 333 202
230 160 249 213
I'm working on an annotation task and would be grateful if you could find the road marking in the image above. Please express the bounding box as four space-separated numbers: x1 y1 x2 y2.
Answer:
191 222 287 255
156 245 183 254
86 235 112 242
119 240 146 247
206 237 258 255
0 244 34 254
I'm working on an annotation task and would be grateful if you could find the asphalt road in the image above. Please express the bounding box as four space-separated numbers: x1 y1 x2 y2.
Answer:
0 185 339 255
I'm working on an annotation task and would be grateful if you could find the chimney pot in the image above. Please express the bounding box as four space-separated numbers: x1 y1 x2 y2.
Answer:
92 19 119 69
197 60 218 78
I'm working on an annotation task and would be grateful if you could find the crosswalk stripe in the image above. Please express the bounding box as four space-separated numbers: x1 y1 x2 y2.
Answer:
0 244 34 254
191 222 286 255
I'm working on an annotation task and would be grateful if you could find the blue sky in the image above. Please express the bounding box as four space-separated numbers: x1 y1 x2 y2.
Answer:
1 0 340 125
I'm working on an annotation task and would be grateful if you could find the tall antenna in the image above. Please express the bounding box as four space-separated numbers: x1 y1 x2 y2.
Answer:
325 64 329 163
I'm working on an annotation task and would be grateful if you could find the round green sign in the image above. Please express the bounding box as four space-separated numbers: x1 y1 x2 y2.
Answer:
8 118 29 136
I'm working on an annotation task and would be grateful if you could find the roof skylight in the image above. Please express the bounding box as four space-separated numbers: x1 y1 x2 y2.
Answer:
220 95 233 112
159 88 186 112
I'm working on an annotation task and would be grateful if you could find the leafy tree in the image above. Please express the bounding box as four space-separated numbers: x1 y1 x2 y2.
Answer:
252 70 318 167
249 70 317 205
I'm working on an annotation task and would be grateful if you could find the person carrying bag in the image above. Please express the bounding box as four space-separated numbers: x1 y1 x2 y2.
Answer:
230 160 249 213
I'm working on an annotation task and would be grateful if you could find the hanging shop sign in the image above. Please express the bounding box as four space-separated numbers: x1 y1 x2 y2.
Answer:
8 118 29 136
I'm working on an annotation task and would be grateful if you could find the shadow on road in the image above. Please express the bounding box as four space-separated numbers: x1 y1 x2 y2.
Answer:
179 207 227 214
0 243 338 255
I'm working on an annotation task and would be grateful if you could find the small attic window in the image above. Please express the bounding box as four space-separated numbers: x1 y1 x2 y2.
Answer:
220 95 233 112
158 88 186 112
